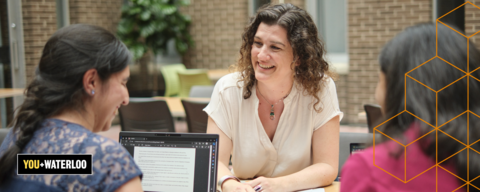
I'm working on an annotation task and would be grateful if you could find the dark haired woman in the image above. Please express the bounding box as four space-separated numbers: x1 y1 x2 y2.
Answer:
205 3 342 192
341 23 480 191
0 24 142 191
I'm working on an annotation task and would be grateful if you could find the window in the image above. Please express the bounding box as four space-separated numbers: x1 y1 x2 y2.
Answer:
249 0 271 17
306 0 349 74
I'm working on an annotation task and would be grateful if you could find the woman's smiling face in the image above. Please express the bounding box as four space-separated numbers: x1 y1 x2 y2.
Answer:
251 22 295 83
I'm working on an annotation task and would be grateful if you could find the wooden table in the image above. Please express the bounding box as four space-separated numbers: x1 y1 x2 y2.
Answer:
153 97 210 117
208 69 231 81
232 181 339 192
0 88 24 128
0 88 24 98
324 181 340 192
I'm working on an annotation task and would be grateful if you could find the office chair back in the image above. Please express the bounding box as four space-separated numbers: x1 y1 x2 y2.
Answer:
178 69 212 97
160 64 186 97
364 104 384 133
181 100 209 133
119 98 175 132
189 85 215 98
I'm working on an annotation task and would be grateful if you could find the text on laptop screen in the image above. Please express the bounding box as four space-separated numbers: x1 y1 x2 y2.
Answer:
120 132 218 192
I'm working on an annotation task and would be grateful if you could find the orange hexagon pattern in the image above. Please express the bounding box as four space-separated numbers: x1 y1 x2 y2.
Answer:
372 1 480 191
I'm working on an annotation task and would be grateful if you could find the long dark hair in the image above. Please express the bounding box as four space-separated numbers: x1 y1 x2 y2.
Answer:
236 3 333 112
0 24 131 184
378 23 480 186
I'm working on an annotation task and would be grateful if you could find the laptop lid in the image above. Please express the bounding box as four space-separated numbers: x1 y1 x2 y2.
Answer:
119 131 219 192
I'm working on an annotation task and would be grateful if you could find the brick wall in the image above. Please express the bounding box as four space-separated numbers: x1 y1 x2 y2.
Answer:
22 0 57 83
20 0 478 125
270 0 304 9
21 0 124 84
465 0 480 48
69 0 123 33
180 0 248 69
181 0 304 70
344 0 432 124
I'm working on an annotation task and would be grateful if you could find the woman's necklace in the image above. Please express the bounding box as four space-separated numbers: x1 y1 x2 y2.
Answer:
257 86 289 120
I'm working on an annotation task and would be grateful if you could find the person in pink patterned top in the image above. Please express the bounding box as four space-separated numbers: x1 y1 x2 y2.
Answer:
341 23 480 192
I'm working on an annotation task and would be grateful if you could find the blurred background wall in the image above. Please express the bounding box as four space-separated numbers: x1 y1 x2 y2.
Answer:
13 0 480 125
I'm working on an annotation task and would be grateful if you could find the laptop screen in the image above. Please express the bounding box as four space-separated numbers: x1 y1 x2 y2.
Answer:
119 132 219 192
350 143 366 155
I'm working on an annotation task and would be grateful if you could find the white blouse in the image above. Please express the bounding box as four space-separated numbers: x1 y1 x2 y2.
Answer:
204 72 343 179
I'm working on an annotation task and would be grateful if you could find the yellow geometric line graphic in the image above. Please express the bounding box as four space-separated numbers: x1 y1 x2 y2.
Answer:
439 164 466 183
406 75 436 92
372 1 480 191
437 56 467 74
437 111 468 129
438 20 468 38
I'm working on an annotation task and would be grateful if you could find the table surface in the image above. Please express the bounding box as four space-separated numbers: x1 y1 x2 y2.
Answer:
153 97 210 117
233 181 339 192
324 181 340 192
208 69 232 81
0 88 24 99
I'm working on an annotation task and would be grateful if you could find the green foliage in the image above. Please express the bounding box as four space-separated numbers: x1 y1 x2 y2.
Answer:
117 0 194 60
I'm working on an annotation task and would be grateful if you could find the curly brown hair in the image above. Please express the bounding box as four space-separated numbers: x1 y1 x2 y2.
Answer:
236 3 333 112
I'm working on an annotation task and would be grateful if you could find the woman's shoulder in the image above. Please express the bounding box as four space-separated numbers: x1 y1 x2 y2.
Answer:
211 72 246 102
21 119 141 191
28 119 126 155
215 72 244 91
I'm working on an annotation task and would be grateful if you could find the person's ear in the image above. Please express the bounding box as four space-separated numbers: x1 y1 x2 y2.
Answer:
294 56 300 66
83 69 99 96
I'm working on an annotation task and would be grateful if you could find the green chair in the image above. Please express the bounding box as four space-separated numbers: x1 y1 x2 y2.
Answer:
160 64 186 97
178 69 212 97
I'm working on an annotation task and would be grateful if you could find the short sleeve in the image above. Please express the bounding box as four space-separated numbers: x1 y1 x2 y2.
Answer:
203 74 238 139
94 139 143 192
313 78 344 130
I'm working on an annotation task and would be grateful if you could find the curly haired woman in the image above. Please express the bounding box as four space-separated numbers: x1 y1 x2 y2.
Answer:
205 3 343 192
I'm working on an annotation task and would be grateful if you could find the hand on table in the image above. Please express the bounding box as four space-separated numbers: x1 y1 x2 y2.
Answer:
246 176 286 192
222 179 256 192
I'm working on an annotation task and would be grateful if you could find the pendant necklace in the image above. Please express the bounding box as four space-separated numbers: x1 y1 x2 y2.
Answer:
257 86 289 120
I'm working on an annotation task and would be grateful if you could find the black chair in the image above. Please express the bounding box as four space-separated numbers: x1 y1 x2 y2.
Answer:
364 104 383 133
181 99 209 133
119 98 175 132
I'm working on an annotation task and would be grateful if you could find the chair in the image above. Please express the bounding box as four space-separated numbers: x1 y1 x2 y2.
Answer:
177 69 212 97
160 64 186 97
181 100 209 133
338 132 380 177
364 104 384 133
0 128 11 144
189 85 215 98
119 98 175 132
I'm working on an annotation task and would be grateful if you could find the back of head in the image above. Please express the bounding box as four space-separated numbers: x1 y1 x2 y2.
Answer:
379 23 480 185
237 3 330 111
0 24 131 184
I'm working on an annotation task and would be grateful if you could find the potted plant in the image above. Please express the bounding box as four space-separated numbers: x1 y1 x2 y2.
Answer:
117 0 194 96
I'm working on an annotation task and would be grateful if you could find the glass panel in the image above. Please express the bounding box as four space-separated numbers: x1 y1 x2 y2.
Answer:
0 0 14 127
254 0 270 12
317 0 346 54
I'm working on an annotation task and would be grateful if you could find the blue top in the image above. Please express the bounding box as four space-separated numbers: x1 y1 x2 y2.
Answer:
0 118 142 192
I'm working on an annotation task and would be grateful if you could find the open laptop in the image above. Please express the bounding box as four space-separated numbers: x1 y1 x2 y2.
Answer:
350 143 367 155
119 132 219 192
